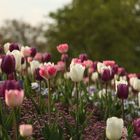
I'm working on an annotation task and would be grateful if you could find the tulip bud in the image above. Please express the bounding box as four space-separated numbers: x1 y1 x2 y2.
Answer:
3 42 10 53
91 72 98 82
118 67 126 76
69 63 85 82
34 53 43 62
116 80 128 99
61 54 68 62
19 124 33 137
57 43 69 54
30 60 40 74
21 46 31 57
9 43 20 52
106 117 124 140
35 68 43 81
79 53 88 62
1 55 15 75
30 47 37 57
5 89 24 107
42 53 51 62
56 61 65 71
133 118 140 137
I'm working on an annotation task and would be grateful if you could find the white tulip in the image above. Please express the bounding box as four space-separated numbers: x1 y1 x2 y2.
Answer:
30 60 40 74
7 50 23 72
106 117 124 140
21 46 31 57
3 42 10 53
129 77 137 87
97 62 105 73
69 63 85 82
91 72 98 82
132 78 140 91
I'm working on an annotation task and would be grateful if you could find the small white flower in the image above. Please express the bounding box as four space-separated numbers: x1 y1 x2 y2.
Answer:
91 72 98 82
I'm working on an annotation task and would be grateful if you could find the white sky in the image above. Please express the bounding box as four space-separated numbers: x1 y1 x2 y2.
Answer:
0 0 72 26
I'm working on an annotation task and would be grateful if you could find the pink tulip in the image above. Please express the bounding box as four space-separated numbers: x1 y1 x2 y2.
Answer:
34 53 43 62
21 47 31 57
128 73 137 79
57 43 69 54
19 124 33 137
56 61 65 71
39 63 57 79
5 89 24 107
83 60 93 68
103 60 116 67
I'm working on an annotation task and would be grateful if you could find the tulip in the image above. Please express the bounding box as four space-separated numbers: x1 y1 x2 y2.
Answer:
61 53 68 62
91 72 98 82
64 72 70 79
30 47 37 57
79 53 88 62
106 117 124 140
83 60 93 68
56 61 65 71
19 124 33 137
39 63 57 80
133 118 140 137
132 78 140 92
97 62 105 73
34 53 43 62
30 60 40 74
3 42 10 53
35 68 43 81
1 55 15 75
42 53 51 62
21 46 31 57
116 80 129 99
117 67 126 76
103 60 116 67
9 43 20 52
69 63 85 82
57 43 69 53
5 89 24 107
0 80 22 97
7 50 22 72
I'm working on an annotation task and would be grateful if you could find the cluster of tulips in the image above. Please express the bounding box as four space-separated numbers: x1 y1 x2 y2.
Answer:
0 42 140 140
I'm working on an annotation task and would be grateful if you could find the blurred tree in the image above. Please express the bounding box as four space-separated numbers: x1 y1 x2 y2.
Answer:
45 0 140 72
0 20 47 51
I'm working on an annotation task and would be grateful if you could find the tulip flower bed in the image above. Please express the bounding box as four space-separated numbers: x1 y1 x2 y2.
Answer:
0 42 140 140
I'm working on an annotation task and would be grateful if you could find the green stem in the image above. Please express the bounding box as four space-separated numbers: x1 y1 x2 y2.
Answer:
122 99 125 120
105 82 108 119
75 82 79 140
13 107 17 140
47 79 51 125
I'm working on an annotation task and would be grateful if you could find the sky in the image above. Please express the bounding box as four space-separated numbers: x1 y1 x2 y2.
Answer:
0 0 72 26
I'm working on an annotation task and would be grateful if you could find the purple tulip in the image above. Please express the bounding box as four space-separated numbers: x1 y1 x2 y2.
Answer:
0 80 22 97
30 47 37 57
133 118 140 137
9 43 20 52
101 69 112 82
118 67 126 76
117 84 129 99
35 68 43 81
42 53 51 62
79 53 88 62
1 55 15 75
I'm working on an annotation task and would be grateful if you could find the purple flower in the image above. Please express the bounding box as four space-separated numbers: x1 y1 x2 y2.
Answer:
117 84 129 99
30 47 37 57
9 43 20 52
79 53 88 62
133 118 140 137
35 68 43 81
42 53 51 62
1 55 15 74
101 69 112 82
